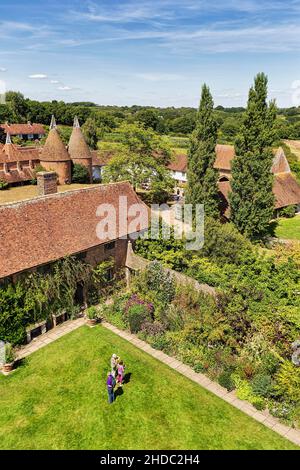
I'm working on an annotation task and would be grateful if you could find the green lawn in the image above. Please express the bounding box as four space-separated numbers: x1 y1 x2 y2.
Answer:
0 325 298 450
275 215 300 240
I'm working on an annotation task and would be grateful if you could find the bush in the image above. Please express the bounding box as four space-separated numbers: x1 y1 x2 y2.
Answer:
251 373 274 398
218 371 235 391
278 205 296 218
149 334 170 351
5 343 15 364
274 361 300 403
269 400 296 422
86 306 99 320
140 320 165 337
145 261 175 304
72 163 90 184
127 304 151 333
125 294 154 318
0 179 8 190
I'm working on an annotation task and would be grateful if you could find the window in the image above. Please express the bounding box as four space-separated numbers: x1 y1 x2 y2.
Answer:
104 241 116 252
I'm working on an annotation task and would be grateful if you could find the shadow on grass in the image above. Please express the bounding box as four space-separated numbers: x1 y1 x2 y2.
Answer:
14 357 28 370
115 386 124 400
123 372 132 384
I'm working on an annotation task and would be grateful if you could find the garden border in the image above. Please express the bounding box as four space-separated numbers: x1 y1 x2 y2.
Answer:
12 317 300 448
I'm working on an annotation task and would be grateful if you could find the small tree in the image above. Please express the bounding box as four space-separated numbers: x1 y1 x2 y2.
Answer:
72 163 90 184
82 118 98 150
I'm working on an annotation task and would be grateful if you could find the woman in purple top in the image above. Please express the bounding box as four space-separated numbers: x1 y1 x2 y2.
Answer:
106 372 116 404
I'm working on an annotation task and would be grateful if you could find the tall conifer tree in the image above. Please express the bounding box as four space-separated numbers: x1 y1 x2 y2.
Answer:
186 84 219 217
229 73 276 240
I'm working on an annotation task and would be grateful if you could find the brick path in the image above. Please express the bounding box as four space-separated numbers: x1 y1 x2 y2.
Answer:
15 317 85 359
13 318 300 447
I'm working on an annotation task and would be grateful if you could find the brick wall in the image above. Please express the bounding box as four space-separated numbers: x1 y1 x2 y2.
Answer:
37 172 57 196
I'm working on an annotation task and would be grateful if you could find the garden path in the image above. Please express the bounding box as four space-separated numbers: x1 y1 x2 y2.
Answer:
14 317 300 447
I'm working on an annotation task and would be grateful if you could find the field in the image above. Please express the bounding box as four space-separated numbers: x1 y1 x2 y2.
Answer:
0 183 99 205
0 325 297 450
275 215 300 240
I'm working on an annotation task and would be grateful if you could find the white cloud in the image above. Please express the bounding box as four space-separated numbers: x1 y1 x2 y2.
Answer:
29 74 48 79
57 86 72 90
0 68 7 72
50 80 60 84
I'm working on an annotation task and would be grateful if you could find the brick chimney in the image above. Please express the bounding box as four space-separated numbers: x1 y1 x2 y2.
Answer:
37 171 57 196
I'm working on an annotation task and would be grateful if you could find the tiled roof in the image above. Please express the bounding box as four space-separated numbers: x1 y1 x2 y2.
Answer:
0 167 35 184
40 128 70 162
91 150 115 166
273 173 300 209
271 147 290 174
68 128 91 160
213 144 235 170
0 123 45 135
218 173 300 216
168 153 187 172
167 144 236 173
0 182 149 279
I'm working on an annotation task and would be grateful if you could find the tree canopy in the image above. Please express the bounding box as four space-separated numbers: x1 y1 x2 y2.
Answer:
186 84 220 217
229 73 277 240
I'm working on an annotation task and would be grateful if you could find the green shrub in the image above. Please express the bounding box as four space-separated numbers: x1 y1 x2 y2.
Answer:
86 306 98 320
274 361 300 403
145 261 175 304
4 343 16 364
0 179 8 190
218 371 235 391
149 334 170 351
278 205 296 218
127 304 151 333
253 400 266 411
72 163 90 183
251 373 274 398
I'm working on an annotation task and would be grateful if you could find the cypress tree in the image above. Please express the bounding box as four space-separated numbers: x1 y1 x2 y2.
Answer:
229 73 276 240
186 84 219 217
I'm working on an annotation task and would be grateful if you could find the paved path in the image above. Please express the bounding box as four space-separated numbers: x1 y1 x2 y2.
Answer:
14 317 300 447
15 317 85 359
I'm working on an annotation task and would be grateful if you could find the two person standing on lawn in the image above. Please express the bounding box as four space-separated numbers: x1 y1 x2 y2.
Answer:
107 353 126 404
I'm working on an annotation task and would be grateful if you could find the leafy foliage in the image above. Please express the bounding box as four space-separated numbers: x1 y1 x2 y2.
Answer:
230 73 276 240
186 84 220 217
72 163 90 184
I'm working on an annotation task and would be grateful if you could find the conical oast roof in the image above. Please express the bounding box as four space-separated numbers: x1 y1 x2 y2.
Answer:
40 117 70 162
2 132 19 160
68 116 91 160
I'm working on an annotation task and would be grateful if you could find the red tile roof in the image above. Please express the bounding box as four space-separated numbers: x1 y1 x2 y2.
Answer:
167 144 236 173
273 173 300 209
40 128 70 162
1 123 45 136
91 150 115 166
218 173 300 216
213 144 235 170
68 127 91 160
0 182 149 279
168 153 188 172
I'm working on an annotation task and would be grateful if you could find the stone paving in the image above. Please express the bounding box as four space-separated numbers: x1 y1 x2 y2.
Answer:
15 317 85 359
12 317 300 448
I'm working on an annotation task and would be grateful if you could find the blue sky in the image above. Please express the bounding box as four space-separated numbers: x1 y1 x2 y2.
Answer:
0 0 300 107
